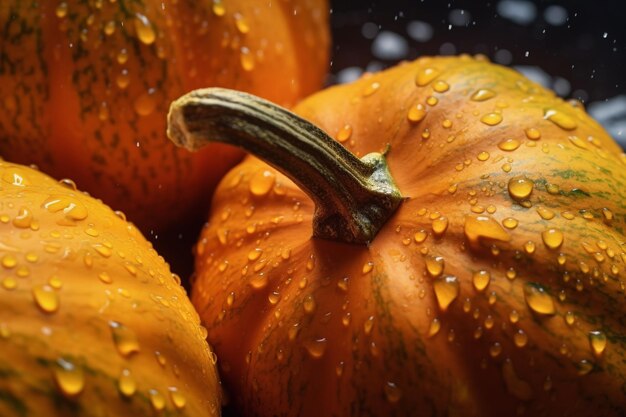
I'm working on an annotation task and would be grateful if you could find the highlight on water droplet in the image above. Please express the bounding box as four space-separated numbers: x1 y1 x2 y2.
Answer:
54 357 85 398
524 282 555 315
433 275 459 312
109 321 140 357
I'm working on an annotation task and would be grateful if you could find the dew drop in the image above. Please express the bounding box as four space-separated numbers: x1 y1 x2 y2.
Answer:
134 88 157 116
524 127 541 140
588 330 607 356
508 176 534 200
502 217 518 229
524 283 555 315
480 112 503 126
544 108 577 130
433 275 459 312
304 337 327 358
249 170 275 196
149 389 166 411
470 88 496 101
432 80 450 93
384 381 402 403
234 13 250 34
415 67 440 86
303 295 316 314
109 321 140 357
336 124 352 142
425 255 445 278
464 215 510 246
428 317 441 337
472 270 490 292
240 47 255 71
169 387 187 409
212 0 226 16
498 138 521 151
32 285 59 314
541 228 564 250
134 13 156 45
118 369 136 397
514 329 528 347
54 358 84 398
407 103 427 123
432 216 449 237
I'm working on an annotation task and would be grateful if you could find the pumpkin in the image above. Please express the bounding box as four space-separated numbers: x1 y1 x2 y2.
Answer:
167 55 626 417
0 159 220 416
0 0 329 231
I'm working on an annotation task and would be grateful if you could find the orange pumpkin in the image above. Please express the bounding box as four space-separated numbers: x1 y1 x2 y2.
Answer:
0 0 329 231
168 55 626 417
0 159 221 416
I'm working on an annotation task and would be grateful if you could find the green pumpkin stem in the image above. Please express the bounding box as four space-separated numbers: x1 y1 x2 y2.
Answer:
167 88 403 244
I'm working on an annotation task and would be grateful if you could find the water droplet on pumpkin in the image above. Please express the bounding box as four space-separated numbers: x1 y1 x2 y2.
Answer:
428 317 441 337
304 337 327 358
212 0 226 16
502 217 518 229
149 389 166 411
544 108 577 130
12 207 33 229
433 275 459 312
169 387 187 409
425 255 444 277
43 195 88 222
109 321 140 357
408 103 427 122
432 80 449 93
542 228 564 250
384 381 402 403
303 295 316 314
363 81 381 97
588 330 607 356
509 310 520 323
480 112 503 126
472 270 490 292
477 151 490 161
336 124 352 142
464 215 510 246
249 170 275 196
432 216 448 237
362 261 374 274
134 13 156 45
470 89 496 101
576 359 593 376
32 285 59 313
240 47 255 71
364 316 375 335
514 329 528 347
1 254 17 269
502 359 533 400
508 176 534 200
234 13 250 34
524 283 555 315
118 369 136 397
54 358 84 397
426 96 439 106
524 127 541 140
134 88 157 116
415 67 440 86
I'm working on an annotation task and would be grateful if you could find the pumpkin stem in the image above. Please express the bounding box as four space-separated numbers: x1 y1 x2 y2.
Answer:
167 88 403 244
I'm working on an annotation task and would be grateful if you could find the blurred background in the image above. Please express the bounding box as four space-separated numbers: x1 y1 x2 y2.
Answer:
328 0 626 148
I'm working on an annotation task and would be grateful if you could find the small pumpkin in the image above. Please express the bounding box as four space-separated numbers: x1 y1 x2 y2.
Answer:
0 159 220 416
168 56 626 417
0 0 329 231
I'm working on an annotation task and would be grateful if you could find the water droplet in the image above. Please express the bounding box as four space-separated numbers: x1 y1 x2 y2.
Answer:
426 96 438 106
134 13 156 45
54 358 84 397
477 151 490 161
576 359 593 376
472 270 490 292
362 261 374 274
407 103 427 122
384 381 402 403
470 88 496 101
432 216 448 237
303 295 316 314
304 337 327 358
433 275 459 312
502 359 533 400
509 310 520 323
414 229 428 243
118 369 136 397
508 176 534 200
12 206 33 229
524 283 555 315
336 124 352 142
212 0 226 16
432 80 449 93
536 207 555 220
364 316 375 335
480 112 503 126
524 127 541 140
514 329 528 347
588 330 607 356
169 387 187 409
149 389 166 411
544 108 577 130
498 138 520 151
425 255 444 277
134 88 157 116
464 215 510 246
109 321 140 357
542 228 564 250
240 47 255 71
502 217 518 229
249 170 275 196
415 67 440 86
32 285 59 313
428 317 441 337
363 81 381 97
1 254 17 269
234 13 250 34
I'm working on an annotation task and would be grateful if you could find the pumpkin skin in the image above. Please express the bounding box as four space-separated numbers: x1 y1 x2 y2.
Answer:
0 0 329 231
0 160 220 416
189 56 626 417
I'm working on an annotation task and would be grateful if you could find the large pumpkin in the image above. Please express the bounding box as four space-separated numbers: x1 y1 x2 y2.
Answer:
0 159 220 416
168 55 626 416
0 0 329 231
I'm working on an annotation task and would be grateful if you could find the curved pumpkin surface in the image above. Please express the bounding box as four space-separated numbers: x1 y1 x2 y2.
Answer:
0 0 329 231
0 160 220 416
189 56 626 416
